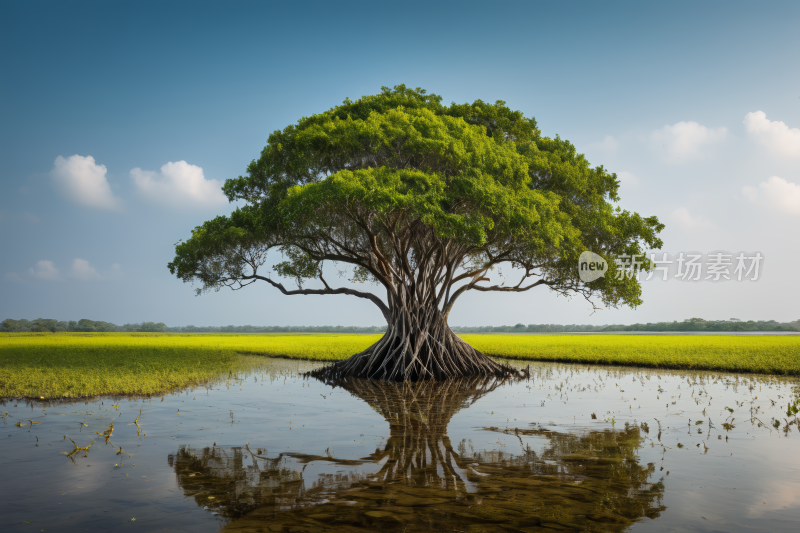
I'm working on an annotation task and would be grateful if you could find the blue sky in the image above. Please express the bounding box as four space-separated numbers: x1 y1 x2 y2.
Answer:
1 1 798 326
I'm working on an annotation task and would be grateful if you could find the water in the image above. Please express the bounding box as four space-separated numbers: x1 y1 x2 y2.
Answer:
1 358 799 532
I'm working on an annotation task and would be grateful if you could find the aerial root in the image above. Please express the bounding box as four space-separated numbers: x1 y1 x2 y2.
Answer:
314 326 525 382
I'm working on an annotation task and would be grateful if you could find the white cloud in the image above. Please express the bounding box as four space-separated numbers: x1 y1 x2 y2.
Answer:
3 272 25 283
743 176 800 215
743 111 800 157
617 171 639 186
28 260 62 281
590 135 619 152
21 259 120 282
51 155 123 210
69 258 102 280
670 207 715 229
131 161 227 208
652 121 727 163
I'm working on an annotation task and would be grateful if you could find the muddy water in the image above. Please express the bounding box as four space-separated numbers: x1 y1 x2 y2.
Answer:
1 358 799 532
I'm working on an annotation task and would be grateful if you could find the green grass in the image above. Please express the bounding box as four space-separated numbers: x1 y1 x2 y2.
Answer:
0 332 378 399
0 333 231 399
461 334 800 376
2 332 798 399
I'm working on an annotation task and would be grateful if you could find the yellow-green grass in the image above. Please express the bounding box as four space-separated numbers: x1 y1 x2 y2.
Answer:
462 334 800 376
0 332 377 399
2 332 799 399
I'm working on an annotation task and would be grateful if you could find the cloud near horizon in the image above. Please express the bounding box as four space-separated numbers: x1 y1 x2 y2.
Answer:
51 155 123 210
743 176 800 215
14 259 121 282
653 121 727 163
69 258 102 280
589 135 619 152
616 170 639 186
670 207 715 229
743 111 800 157
28 260 62 281
130 161 227 208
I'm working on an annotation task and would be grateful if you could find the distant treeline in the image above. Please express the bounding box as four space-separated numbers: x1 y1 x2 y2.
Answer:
452 318 800 333
2 317 798 334
0 318 385 334
451 324 607 333
0 318 168 333
171 325 387 333
601 317 800 332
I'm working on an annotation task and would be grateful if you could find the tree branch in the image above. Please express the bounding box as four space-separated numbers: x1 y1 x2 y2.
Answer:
469 279 548 293
247 274 391 323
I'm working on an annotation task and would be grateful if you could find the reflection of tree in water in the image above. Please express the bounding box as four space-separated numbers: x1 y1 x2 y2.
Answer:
474 424 665 526
172 376 665 532
170 445 371 519
341 375 504 492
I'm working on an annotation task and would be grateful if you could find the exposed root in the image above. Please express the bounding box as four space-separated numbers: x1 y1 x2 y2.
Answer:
314 313 522 381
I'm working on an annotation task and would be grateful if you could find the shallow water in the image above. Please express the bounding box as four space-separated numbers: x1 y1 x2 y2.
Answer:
1 358 799 532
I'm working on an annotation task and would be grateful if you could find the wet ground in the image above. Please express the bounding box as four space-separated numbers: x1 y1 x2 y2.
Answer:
1 357 799 532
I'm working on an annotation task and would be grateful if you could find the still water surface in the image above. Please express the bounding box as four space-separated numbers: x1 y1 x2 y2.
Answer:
1 358 799 532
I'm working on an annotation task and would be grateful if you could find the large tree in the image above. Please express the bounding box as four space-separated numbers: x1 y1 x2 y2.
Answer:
168 85 664 381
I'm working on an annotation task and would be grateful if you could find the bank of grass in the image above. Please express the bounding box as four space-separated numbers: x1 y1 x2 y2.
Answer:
2 332 799 399
0 332 378 399
461 334 800 376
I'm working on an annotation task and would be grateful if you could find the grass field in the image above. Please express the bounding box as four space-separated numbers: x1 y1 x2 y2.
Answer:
0 333 377 399
461 334 800 376
1 332 798 399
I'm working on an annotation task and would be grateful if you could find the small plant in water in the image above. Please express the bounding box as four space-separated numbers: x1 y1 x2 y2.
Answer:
787 398 800 418
62 435 94 459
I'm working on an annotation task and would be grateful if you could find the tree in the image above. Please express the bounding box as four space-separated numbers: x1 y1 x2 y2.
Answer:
139 321 167 333
31 318 58 333
169 85 664 381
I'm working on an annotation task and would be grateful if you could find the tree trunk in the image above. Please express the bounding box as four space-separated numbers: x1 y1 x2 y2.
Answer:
327 303 513 381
